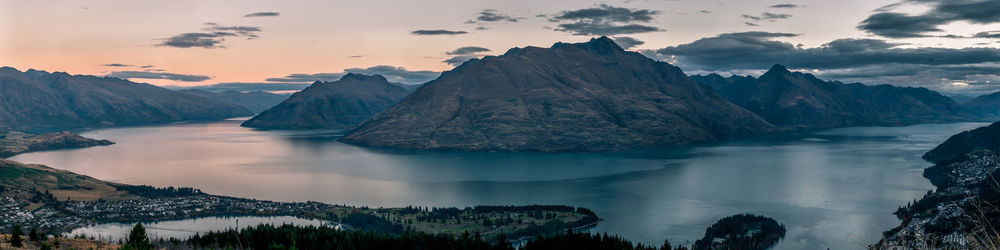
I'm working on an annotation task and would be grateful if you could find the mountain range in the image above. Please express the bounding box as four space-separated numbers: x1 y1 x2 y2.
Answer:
339 37 775 152
241 74 413 130
178 89 291 114
0 67 252 132
690 65 971 129
962 91 1000 119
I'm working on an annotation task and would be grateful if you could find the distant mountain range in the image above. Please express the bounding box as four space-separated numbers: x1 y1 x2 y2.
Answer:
690 65 972 129
962 91 1000 119
339 37 774 152
178 89 290 114
0 67 252 132
241 73 413 130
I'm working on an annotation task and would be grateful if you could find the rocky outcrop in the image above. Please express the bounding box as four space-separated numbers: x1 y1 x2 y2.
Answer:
691 65 971 129
0 131 113 158
340 37 775 152
241 74 412 130
0 67 252 132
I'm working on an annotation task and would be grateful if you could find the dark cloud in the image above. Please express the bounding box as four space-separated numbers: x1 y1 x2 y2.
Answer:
243 12 279 17
446 46 491 55
107 71 212 82
652 31 1000 94
743 12 793 26
347 55 364 58
550 4 662 36
140 65 155 68
443 55 479 66
267 65 440 84
476 9 522 23
612 36 645 49
974 30 1000 38
157 23 262 48
859 0 1000 38
769 4 801 8
443 47 491 66
699 10 712 14
411 30 468 35
101 63 133 67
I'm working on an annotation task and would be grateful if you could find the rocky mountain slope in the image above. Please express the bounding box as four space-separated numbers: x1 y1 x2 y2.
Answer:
241 74 412 130
178 89 290 113
691 65 971 129
0 67 252 132
923 121 1000 164
340 37 774 152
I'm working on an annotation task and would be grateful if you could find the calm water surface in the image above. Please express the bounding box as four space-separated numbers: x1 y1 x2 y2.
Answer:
65 216 327 242
12 119 987 249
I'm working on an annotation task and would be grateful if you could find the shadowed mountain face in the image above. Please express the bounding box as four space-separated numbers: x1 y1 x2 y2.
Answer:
923 121 1000 164
339 37 775 152
240 74 412 130
691 65 971 129
962 91 1000 119
0 67 252 132
178 89 291 114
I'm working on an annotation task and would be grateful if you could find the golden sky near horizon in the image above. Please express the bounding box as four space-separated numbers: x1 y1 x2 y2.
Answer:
2 0 999 93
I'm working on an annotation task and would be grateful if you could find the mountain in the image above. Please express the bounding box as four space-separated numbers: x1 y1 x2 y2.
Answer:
178 89 290 113
923 121 1000 164
240 74 412 130
0 67 252 132
690 65 970 129
167 82 312 93
339 37 775 152
962 91 1000 119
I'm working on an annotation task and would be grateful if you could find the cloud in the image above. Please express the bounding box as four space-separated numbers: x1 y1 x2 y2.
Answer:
243 12 279 17
442 46 492 66
859 0 1000 38
446 46 491 55
347 55 364 58
267 65 440 84
411 29 468 35
743 12 793 26
612 36 644 49
652 31 1000 94
140 65 155 68
107 71 212 82
101 63 133 67
770 4 801 8
475 9 522 23
699 10 712 14
550 4 662 36
157 23 262 48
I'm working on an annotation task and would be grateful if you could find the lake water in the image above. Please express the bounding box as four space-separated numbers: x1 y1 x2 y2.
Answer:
65 216 328 242
11 119 986 249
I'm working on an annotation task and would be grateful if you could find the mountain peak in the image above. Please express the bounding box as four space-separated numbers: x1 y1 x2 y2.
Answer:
550 36 623 54
767 64 790 74
341 73 388 82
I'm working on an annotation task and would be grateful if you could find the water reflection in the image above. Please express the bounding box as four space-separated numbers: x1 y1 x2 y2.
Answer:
11 120 987 249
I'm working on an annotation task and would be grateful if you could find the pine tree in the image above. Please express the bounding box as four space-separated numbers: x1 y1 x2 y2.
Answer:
29 227 41 242
123 223 154 250
10 224 23 247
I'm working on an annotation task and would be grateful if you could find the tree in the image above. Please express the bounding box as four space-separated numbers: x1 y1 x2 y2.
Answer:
29 227 41 242
660 239 672 250
10 224 23 247
122 223 154 250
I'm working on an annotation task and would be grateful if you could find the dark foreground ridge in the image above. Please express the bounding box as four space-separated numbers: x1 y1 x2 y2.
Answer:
341 37 774 152
879 121 1000 248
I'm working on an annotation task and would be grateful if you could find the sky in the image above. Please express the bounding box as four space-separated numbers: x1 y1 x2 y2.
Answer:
2 0 999 96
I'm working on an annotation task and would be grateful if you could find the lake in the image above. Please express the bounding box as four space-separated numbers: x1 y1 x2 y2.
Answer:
11 119 986 249
65 216 329 242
